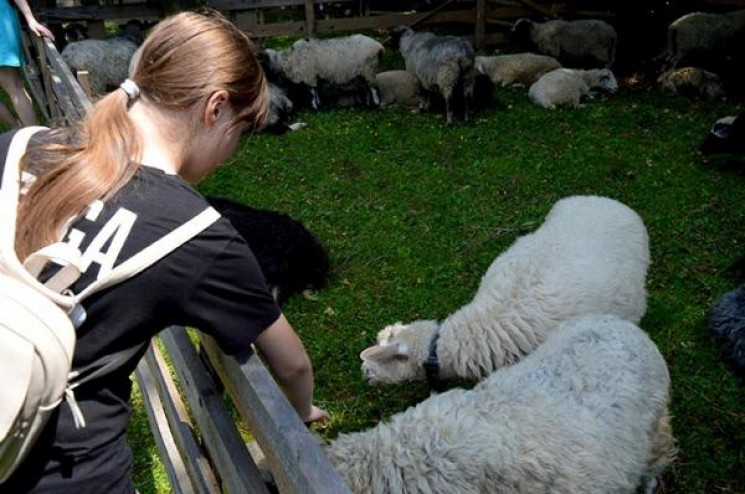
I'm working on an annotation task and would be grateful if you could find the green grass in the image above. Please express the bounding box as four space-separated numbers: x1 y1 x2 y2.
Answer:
6 81 740 491
193 86 744 493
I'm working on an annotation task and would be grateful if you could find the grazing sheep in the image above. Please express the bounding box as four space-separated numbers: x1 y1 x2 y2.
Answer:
511 18 617 68
476 52 561 87
663 9 745 71
375 70 420 108
206 197 330 305
528 67 618 109
259 83 302 134
61 21 144 96
260 34 384 110
657 67 725 100
388 26 476 125
709 285 745 376
700 114 744 156
331 315 675 494
361 195 649 385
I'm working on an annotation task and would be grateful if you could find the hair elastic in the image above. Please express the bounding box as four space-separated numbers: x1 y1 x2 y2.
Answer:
119 79 140 101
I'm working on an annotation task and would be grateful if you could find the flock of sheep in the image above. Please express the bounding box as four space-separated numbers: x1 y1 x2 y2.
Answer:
58 9 744 127
54 7 745 493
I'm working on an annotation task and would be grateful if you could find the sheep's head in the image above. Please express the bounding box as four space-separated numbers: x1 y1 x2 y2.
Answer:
510 18 535 48
386 26 411 51
360 319 439 385
591 68 618 93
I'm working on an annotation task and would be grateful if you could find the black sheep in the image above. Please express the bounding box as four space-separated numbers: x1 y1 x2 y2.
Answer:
708 284 745 377
700 114 744 156
207 197 330 305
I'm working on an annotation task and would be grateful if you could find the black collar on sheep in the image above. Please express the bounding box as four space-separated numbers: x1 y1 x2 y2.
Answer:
423 329 445 393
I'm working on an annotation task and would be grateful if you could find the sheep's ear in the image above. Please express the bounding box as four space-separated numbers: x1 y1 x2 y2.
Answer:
360 344 408 362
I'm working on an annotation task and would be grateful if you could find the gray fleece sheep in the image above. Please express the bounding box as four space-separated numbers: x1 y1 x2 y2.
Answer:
664 9 745 70
61 23 144 96
260 34 384 110
389 26 476 125
511 18 617 67
657 67 725 100
476 52 561 87
329 314 676 494
529 68 618 109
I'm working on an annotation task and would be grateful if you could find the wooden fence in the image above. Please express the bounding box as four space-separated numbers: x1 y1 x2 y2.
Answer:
24 36 350 492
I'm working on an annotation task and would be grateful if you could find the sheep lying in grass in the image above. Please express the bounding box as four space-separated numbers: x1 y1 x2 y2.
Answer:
657 67 725 100
663 9 745 71
331 315 675 494
206 197 330 305
388 26 476 125
260 34 384 110
375 70 420 108
361 195 649 385
476 52 561 86
709 284 745 377
528 68 617 109
700 114 744 156
511 18 617 67
61 21 144 96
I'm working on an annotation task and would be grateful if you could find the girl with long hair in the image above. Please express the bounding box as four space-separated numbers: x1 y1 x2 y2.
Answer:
1 10 328 493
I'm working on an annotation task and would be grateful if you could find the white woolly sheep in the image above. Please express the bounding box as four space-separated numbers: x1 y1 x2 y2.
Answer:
61 22 144 96
700 113 744 156
360 195 649 385
476 52 561 87
511 18 617 67
663 9 745 71
528 67 618 109
657 67 725 101
375 70 420 108
388 26 476 125
331 315 676 494
260 34 384 110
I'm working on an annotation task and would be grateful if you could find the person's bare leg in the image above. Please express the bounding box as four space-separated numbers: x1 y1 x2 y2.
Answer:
0 99 19 127
0 67 38 126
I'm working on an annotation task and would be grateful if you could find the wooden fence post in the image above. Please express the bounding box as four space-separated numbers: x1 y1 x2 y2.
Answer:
476 0 486 51
304 0 316 36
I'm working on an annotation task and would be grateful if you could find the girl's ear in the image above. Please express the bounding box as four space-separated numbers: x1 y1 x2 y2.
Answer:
203 90 230 126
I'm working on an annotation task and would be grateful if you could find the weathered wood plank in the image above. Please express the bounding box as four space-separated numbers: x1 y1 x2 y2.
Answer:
38 4 162 22
50 71 80 123
208 0 354 11
304 0 316 36
200 334 351 494
20 33 50 121
240 9 477 37
137 343 222 494
33 35 60 124
476 0 486 50
135 351 193 494
42 37 93 115
160 327 270 494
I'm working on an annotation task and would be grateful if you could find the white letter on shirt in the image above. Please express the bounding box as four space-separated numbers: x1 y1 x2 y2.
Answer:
80 208 138 279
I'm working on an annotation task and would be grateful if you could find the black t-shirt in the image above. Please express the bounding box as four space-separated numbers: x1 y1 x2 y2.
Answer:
0 129 281 492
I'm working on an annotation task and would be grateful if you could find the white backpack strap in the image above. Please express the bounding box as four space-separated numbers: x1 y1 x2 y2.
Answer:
0 127 77 310
0 126 47 243
75 206 221 302
65 342 147 428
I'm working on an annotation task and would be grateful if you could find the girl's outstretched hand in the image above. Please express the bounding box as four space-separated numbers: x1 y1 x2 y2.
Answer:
304 405 330 425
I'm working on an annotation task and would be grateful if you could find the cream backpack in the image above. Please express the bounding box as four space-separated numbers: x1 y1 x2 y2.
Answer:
0 127 220 482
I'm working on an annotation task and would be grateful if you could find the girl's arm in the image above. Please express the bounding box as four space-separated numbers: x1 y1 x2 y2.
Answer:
254 313 329 423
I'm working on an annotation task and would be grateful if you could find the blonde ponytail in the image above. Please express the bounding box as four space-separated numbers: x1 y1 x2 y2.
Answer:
16 9 268 261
